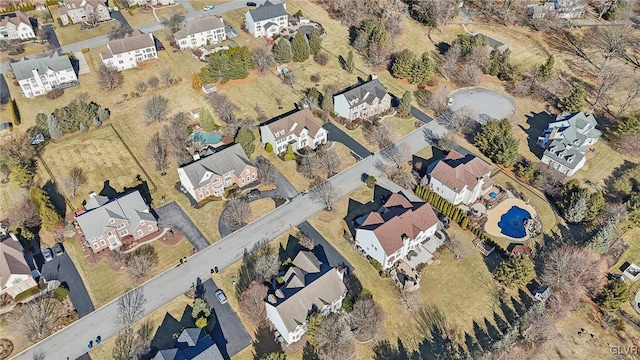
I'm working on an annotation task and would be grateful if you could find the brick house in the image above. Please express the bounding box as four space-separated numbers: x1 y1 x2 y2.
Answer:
333 75 392 121
259 107 328 155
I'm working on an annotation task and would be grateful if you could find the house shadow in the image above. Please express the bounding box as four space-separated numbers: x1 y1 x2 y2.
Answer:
523 111 555 158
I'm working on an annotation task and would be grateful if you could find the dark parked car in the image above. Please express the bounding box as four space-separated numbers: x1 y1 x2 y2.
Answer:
246 2 257 6
53 243 64 257
247 189 260 200
215 289 228 304
42 248 54 262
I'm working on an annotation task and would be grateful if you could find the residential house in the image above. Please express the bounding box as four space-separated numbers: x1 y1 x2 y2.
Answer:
100 30 158 71
528 0 586 19
0 12 35 40
265 250 347 345
538 112 601 176
153 328 223 360
333 75 392 120
174 13 226 50
259 107 328 155
354 192 440 270
425 150 494 205
1 234 38 298
178 143 258 202
245 0 288 38
75 191 158 253
10 52 79 99
59 0 111 26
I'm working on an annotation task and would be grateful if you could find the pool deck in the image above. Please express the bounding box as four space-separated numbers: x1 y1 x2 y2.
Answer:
484 198 537 242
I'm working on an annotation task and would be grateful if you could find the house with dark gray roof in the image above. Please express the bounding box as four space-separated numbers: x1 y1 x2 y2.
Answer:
245 0 288 38
1 234 38 298
10 52 78 99
174 13 226 50
333 75 392 120
75 190 158 253
265 250 347 345
153 328 223 360
177 143 258 202
101 30 158 71
538 112 601 176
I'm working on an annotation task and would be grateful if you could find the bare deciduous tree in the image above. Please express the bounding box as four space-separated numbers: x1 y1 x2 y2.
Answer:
251 45 275 74
159 68 174 87
456 63 482 87
63 166 86 197
208 93 238 124
116 287 147 329
381 142 410 168
144 95 169 123
17 294 63 340
309 181 339 211
97 64 123 90
365 122 394 150
315 313 354 360
350 297 384 341
125 246 159 280
441 43 461 81
256 157 276 185
315 144 342 178
147 132 169 175
222 198 251 231
540 245 605 303
239 281 268 325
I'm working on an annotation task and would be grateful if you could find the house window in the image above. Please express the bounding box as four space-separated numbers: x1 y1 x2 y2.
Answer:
148 224 154 231
100 240 106 246
137 230 143 236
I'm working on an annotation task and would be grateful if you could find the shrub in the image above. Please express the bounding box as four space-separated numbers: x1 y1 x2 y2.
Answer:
46 88 64 100
53 287 70 300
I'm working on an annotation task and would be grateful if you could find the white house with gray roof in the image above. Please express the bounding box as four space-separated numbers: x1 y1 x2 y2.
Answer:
265 250 347 345
245 0 288 38
75 191 158 253
333 75 392 120
174 13 226 50
538 111 601 176
10 52 78 98
177 143 258 202
101 30 158 71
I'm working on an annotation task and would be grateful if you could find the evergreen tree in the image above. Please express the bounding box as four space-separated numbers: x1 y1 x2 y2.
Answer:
598 280 629 311
558 86 586 113
493 256 535 288
236 128 256 157
47 114 62 139
391 49 416 80
410 52 434 83
200 107 219 132
9 98 20 126
273 38 293 64
321 88 334 113
344 50 354 73
538 55 554 81
397 91 412 117
473 119 520 168
308 28 322 55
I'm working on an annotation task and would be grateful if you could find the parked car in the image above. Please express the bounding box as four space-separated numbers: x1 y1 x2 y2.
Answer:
215 289 228 304
246 2 257 6
247 189 260 200
42 248 54 262
53 243 64 257
204 5 215 10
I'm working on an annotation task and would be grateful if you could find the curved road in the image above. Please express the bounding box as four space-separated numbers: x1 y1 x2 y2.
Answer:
15 114 447 360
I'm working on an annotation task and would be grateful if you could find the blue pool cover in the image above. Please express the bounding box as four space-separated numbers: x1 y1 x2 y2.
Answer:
497 206 532 239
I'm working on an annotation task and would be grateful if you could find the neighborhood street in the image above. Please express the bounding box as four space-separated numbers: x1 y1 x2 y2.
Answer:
14 112 446 360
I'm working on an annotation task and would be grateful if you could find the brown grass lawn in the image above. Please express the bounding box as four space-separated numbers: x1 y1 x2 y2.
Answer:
246 198 276 223
89 292 193 359
64 235 194 307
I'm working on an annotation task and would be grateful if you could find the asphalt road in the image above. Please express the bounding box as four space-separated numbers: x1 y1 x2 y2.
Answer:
35 250 95 317
202 279 252 358
156 202 209 251
297 221 353 271
322 122 371 159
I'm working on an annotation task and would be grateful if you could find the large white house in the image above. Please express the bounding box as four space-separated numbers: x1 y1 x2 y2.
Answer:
265 251 347 345
101 31 158 71
59 0 110 26
11 52 78 99
245 0 288 38
538 111 601 176
1 234 38 298
0 12 35 41
333 75 392 120
354 192 440 270
426 151 494 205
174 14 226 50
259 107 328 155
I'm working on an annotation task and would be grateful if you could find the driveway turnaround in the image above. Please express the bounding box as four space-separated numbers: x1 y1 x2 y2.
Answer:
202 279 252 358
156 202 209 251
38 251 95 317
449 88 516 123
14 117 449 360
297 221 353 271
322 122 371 160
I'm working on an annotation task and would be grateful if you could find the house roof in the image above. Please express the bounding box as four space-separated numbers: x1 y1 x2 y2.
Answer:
260 108 323 141
248 0 288 22
334 78 388 108
267 251 346 334
153 328 222 360
10 52 74 81
356 192 439 255
428 150 493 193
106 31 154 55
174 14 224 40
1 235 31 289
76 190 156 240
178 143 254 187
0 11 31 28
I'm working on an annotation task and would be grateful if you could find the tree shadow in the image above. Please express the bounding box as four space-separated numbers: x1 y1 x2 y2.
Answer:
523 111 554 158
43 180 67 218
252 324 281 359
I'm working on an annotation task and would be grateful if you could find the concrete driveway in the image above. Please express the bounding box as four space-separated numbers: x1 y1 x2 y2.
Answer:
202 279 252 358
448 88 516 123
35 249 95 317
156 202 209 251
322 122 371 160
297 221 353 271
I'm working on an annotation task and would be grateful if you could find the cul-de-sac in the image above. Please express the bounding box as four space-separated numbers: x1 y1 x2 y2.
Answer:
1 0 640 359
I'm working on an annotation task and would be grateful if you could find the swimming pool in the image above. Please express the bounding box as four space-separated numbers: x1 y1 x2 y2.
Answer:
497 206 532 239
190 131 222 145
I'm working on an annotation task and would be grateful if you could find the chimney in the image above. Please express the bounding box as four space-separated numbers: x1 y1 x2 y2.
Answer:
370 74 378 81
193 152 201 161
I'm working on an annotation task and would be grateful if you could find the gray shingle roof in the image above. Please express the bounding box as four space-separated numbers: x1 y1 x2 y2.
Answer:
248 0 287 22
76 191 156 241
174 14 224 40
178 143 253 187
10 52 74 81
334 78 388 108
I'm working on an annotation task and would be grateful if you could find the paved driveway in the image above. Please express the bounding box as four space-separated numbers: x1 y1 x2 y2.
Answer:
297 221 353 271
449 88 516 123
202 279 252 358
322 122 371 160
156 202 209 251
35 250 95 317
